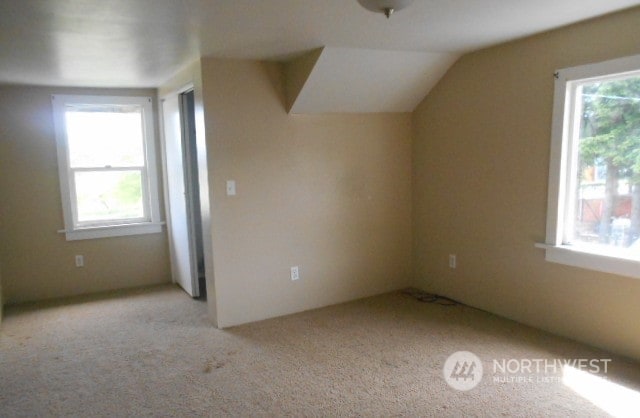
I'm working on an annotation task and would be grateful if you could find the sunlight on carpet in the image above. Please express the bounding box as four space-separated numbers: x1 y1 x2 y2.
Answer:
563 365 640 418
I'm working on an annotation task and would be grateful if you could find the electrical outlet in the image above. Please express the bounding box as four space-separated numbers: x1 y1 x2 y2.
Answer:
290 266 299 281
449 254 456 269
75 255 84 268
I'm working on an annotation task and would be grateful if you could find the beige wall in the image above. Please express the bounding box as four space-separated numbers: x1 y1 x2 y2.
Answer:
0 85 171 303
413 7 640 360
0 263 3 323
200 58 413 327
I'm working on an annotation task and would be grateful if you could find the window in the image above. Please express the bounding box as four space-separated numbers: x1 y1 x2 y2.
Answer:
52 95 162 240
541 55 640 279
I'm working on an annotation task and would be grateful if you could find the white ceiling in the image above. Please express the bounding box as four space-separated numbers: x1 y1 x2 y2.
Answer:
0 0 639 88
288 47 458 113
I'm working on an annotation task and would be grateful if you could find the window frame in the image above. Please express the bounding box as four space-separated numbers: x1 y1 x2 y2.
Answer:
52 94 162 241
540 54 640 279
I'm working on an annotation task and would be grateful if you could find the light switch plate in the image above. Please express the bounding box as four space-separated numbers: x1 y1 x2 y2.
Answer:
226 180 236 196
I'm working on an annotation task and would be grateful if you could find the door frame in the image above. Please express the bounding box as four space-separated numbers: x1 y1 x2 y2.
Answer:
160 83 200 297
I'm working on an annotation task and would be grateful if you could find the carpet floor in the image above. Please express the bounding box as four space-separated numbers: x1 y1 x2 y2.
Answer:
1 284 640 417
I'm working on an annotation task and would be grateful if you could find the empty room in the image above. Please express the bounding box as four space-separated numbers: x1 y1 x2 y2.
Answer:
2 0 640 416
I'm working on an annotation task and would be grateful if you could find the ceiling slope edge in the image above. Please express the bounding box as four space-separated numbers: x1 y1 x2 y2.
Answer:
283 48 325 113
284 46 460 114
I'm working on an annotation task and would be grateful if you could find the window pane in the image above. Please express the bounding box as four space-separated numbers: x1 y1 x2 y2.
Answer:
75 170 145 223
65 106 145 168
574 75 640 250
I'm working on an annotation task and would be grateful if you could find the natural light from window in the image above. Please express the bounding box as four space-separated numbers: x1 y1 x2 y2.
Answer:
52 94 160 240
65 108 147 223
541 55 640 278
563 365 640 418
568 75 640 258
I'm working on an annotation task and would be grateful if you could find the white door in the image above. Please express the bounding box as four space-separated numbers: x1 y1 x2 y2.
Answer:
161 94 197 297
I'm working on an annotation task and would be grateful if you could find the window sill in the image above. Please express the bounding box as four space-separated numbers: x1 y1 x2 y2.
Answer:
58 222 164 241
535 243 640 280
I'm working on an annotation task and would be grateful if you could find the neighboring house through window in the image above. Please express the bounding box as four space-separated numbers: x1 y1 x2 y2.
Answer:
52 95 162 240
540 54 640 278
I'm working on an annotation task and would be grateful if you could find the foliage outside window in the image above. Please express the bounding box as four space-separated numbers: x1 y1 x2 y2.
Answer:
52 95 161 240
573 76 640 252
543 55 640 279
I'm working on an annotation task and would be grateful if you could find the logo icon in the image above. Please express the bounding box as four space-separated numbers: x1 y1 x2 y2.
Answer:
443 351 483 391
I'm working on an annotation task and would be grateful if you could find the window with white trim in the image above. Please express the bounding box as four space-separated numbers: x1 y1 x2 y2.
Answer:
541 55 640 278
52 95 162 240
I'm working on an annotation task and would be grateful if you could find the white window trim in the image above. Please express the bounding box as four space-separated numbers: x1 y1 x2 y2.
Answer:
52 94 163 241
539 54 640 279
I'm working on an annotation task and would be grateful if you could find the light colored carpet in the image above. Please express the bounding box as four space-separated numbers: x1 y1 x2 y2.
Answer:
1 284 640 417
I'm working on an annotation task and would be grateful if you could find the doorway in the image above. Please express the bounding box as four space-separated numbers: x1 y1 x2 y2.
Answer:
161 87 206 298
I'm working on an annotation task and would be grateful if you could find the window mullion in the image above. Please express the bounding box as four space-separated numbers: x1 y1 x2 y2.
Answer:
71 166 145 172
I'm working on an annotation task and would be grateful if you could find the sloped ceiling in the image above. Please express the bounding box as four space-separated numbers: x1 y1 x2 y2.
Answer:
1 0 639 89
284 47 459 113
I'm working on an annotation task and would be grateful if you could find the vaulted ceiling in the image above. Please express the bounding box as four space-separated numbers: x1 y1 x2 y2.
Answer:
1 0 639 111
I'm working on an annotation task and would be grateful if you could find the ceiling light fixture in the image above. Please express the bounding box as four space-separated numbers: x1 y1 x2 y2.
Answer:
357 0 415 18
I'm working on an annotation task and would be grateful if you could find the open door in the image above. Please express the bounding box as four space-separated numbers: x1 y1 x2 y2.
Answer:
161 91 199 297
